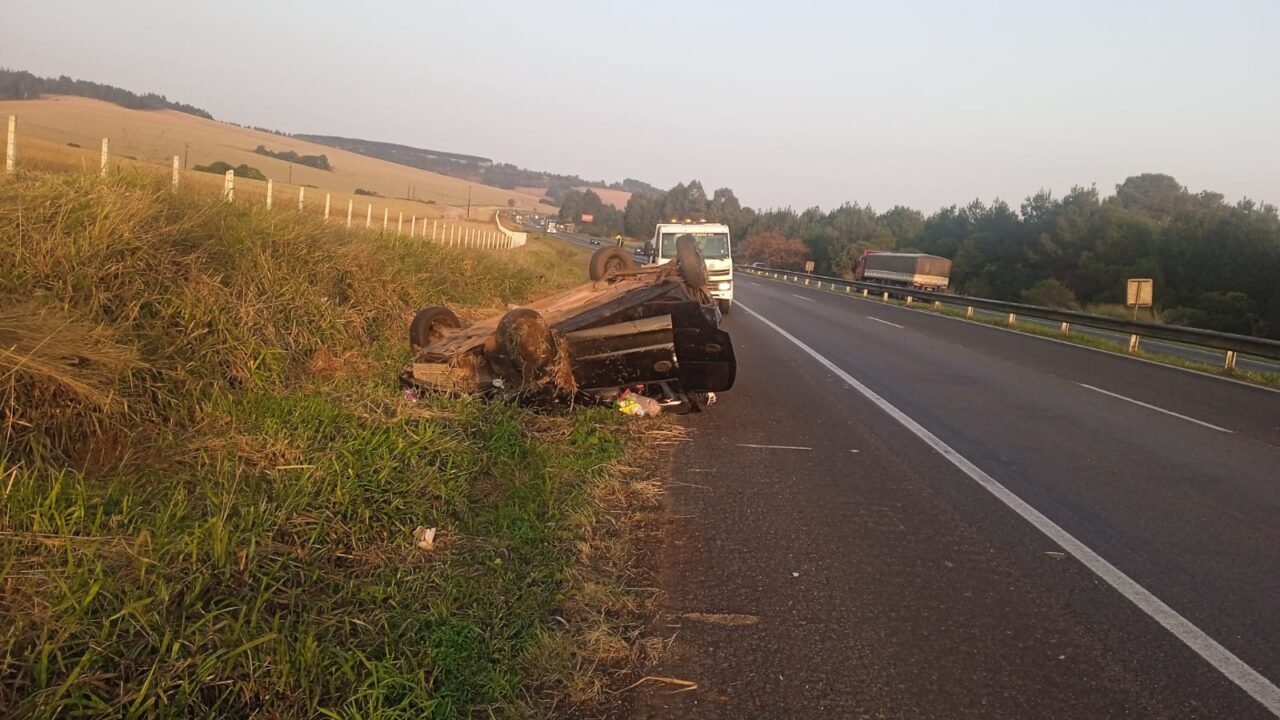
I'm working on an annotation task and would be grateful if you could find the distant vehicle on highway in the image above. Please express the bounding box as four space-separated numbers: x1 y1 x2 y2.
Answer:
546 222 557 234
853 250 951 292
590 238 601 246
751 262 765 268
651 221 734 314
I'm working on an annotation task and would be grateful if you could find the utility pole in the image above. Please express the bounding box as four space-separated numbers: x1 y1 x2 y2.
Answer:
184 142 190 169
466 186 472 220
288 163 293 185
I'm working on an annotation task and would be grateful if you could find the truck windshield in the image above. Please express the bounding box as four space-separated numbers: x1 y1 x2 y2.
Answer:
659 232 730 260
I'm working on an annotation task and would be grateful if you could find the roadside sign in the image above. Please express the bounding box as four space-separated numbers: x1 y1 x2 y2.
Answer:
1126 278 1153 307
1127 278 1153 321
581 213 594 223
804 260 815 273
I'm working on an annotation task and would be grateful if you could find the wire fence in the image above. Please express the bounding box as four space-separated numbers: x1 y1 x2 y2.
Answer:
4 112 521 250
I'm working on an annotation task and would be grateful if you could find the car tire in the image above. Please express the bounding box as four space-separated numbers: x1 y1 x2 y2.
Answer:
409 306 463 351
588 246 636 280
675 234 709 289
497 308 555 377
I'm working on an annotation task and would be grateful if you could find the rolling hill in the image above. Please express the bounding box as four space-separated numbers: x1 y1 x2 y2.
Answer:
0 96 552 218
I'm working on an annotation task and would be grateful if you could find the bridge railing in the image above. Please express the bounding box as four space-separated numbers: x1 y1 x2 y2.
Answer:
737 265 1280 368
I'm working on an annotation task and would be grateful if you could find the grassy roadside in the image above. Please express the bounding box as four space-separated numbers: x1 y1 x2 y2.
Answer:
753 273 1280 390
0 170 654 718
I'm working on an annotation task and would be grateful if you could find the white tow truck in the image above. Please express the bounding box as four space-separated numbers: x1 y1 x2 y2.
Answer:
650 222 734 313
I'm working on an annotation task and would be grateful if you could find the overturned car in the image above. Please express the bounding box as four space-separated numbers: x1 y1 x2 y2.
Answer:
401 236 736 409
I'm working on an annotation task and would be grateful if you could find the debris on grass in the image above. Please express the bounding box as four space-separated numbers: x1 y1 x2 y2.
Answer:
414 526 438 551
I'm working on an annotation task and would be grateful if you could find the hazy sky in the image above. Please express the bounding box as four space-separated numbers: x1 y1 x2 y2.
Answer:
5 0 1278 211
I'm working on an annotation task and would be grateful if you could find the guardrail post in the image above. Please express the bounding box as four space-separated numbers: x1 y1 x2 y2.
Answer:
966 306 974 319
862 289 868 297
1128 334 1140 353
1060 321 1070 334
804 278 811 286
882 291 889 302
4 115 14 174
906 296 913 306
933 301 941 310
845 285 851 294
265 179 273 209
1224 350 1238 370
1008 313 1017 326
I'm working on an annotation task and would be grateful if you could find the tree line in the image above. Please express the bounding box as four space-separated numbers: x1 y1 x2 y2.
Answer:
612 174 1280 338
0 69 213 119
252 145 332 171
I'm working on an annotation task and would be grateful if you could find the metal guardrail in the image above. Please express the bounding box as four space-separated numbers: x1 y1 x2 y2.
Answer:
738 265 1280 367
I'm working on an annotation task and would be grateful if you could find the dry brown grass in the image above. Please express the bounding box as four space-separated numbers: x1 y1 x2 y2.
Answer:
574 186 633 210
2 95 550 224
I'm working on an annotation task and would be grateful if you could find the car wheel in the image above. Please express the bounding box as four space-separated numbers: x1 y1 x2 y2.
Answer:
409 306 463 351
589 246 637 280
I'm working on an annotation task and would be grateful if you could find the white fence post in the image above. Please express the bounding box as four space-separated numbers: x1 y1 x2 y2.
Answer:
366 203 372 229
398 212 403 234
171 155 180 190
4 115 15 174
298 186 305 211
266 179 273 209
411 215 416 236
324 193 331 220
382 207 389 232
432 221 438 241
346 199 353 228
223 170 234 202
99 137 109 176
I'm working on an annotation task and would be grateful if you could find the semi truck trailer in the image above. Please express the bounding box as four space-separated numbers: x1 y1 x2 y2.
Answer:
853 250 951 292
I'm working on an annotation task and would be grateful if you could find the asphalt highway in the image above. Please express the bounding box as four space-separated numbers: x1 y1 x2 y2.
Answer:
631 274 1280 718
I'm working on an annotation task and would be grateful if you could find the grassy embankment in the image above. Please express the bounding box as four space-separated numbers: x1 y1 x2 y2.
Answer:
0 169 658 718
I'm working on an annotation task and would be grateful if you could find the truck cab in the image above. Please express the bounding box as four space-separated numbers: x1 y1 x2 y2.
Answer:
650 222 734 313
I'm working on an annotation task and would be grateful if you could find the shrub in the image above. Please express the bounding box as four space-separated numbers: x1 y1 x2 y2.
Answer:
192 160 267 181
1021 278 1080 309
741 231 809 269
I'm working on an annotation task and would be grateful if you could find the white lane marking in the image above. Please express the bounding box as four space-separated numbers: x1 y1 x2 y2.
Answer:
1076 383 1234 434
866 316 904 329
790 293 815 302
736 300 1280 716
738 443 812 450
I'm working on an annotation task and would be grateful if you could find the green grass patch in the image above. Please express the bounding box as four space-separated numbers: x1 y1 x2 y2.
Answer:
0 170 644 718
